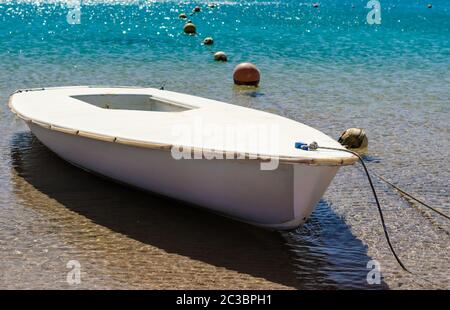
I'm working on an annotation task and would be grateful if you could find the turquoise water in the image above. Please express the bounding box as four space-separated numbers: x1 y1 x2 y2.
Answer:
0 1 449 289
1 1 449 92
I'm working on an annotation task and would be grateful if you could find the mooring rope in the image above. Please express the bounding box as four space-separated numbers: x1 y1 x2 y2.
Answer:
372 173 450 221
299 142 410 272
296 141 450 282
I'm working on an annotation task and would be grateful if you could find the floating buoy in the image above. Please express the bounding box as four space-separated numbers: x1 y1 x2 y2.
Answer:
203 37 214 45
214 51 227 61
313 3 319 8
193 6 201 12
179 13 187 19
183 22 196 34
427 3 432 8
338 128 368 150
233 63 260 86
208 3 216 8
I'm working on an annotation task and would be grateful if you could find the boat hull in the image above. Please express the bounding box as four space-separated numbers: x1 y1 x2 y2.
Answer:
28 122 339 230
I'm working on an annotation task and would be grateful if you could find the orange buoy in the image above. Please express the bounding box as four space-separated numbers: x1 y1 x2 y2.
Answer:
179 13 187 19
214 51 227 61
203 37 214 45
233 63 260 86
183 22 196 34
193 6 201 12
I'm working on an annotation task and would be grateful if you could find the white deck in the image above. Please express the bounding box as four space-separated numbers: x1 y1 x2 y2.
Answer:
9 86 356 165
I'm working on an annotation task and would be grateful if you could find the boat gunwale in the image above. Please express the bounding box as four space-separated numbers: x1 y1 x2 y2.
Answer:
8 91 358 166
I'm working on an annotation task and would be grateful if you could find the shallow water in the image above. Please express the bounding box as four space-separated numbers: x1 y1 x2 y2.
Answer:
0 0 449 289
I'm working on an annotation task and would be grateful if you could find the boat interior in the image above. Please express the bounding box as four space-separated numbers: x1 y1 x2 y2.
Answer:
71 94 194 112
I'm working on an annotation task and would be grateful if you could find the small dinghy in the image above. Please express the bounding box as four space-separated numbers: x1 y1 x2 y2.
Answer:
9 86 356 229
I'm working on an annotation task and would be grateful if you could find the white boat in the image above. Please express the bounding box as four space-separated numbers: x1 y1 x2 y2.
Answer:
9 86 356 229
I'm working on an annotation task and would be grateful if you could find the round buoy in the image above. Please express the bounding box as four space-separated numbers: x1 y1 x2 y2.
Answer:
427 3 432 8
183 22 196 34
203 37 214 45
214 51 227 61
313 3 319 8
338 128 368 150
233 63 260 86
193 6 201 12
179 13 187 19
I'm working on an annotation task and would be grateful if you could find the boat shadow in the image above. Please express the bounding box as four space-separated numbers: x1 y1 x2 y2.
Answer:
10 131 386 289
